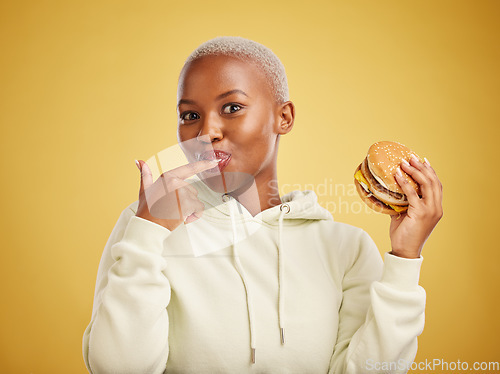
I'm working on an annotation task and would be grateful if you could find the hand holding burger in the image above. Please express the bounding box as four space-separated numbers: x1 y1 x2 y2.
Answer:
354 141 443 259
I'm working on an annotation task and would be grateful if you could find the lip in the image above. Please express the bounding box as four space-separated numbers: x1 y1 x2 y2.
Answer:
197 149 232 173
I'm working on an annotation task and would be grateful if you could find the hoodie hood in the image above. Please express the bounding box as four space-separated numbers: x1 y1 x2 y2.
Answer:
187 174 333 224
183 174 333 364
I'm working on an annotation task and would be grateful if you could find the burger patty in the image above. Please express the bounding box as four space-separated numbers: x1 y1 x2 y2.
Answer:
361 158 408 204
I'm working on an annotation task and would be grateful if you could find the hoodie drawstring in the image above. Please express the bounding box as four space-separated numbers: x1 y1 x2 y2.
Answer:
224 192 290 365
225 193 256 364
278 203 289 345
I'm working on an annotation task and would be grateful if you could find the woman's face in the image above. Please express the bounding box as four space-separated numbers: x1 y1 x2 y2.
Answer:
177 55 285 194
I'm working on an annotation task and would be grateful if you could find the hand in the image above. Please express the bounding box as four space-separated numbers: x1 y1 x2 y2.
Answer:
389 155 443 258
135 159 218 231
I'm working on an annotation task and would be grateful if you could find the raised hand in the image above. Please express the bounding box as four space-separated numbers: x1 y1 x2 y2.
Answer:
389 155 443 258
135 159 219 231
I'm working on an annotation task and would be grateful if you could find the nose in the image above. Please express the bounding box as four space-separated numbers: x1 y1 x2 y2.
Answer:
197 112 223 144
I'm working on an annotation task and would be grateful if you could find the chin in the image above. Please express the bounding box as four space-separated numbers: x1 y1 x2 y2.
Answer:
199 171 255 195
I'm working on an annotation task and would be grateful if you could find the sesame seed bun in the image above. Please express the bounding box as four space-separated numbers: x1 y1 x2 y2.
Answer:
367 141 421 195
354 141 422 215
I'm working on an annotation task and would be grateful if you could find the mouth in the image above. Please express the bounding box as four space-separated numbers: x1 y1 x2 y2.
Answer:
197 149 232 173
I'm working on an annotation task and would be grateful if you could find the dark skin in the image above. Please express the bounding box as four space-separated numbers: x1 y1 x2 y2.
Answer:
136 54 443 259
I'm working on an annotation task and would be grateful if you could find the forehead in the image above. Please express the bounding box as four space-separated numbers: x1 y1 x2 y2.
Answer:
177 55 273 100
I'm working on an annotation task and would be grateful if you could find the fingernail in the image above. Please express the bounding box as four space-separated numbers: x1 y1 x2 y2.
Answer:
209 159 219 165
396 167 403 177
424 157 431 166
135 160 140 171
410 154 419 162
402 158 410 166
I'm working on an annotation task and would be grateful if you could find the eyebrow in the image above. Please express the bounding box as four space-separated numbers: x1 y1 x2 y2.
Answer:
216 89 249 100
177 89 249 107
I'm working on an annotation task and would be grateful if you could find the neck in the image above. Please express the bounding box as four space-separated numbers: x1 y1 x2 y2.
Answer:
230 165 281 217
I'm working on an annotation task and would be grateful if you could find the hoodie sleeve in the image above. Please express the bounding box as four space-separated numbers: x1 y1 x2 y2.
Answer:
328 230 426 374
82 206 172 374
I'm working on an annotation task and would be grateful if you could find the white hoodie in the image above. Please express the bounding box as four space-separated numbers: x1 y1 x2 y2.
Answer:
82 175 425 374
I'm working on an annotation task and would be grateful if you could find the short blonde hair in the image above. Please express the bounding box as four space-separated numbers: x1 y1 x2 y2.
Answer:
182 36 289 104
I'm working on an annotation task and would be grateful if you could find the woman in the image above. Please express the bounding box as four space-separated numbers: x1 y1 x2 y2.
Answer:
82 36 443 374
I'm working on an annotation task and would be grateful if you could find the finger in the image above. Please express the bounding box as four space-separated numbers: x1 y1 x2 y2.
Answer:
395 167 421 207
400 156 434 201
184 213 198 224
166 159 219 180
146 188 185 220
138 160 154 194
175 191 204 221
146 177 200 219
181 181 198 196
413 156 443 214
423 158 444 217
412 155 440 187
423 159 443 195
184 200 205 224
162 176 199 195
172 181 200 203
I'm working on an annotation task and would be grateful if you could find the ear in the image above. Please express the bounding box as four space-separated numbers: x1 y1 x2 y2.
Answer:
277 101 295 135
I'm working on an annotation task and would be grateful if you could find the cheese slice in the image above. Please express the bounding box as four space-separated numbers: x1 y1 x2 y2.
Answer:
356 170 407 213
388 204 407 212
354 170 370 191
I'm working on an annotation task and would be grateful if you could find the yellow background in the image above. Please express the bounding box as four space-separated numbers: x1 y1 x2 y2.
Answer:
1 0 498 373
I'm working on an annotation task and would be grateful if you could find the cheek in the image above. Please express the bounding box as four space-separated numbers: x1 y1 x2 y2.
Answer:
239 106 277 143
177 127 202 163
255 109 279 149
177 126 195 142
230 123 274 154
232 115 277 166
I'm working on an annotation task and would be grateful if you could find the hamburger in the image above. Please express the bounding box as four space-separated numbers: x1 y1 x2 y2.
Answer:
354 141 422 215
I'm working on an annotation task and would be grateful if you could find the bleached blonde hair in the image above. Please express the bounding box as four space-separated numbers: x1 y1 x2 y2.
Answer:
182 36 289 104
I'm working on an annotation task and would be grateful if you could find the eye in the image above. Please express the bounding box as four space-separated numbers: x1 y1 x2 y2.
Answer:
180 112 200 121
222 103 242 114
